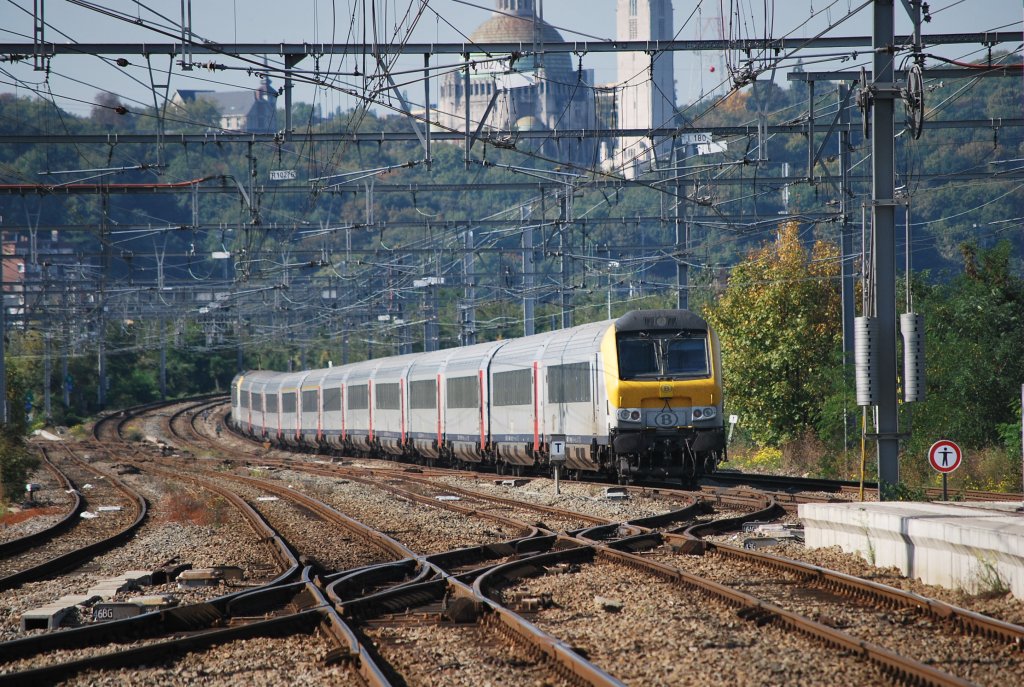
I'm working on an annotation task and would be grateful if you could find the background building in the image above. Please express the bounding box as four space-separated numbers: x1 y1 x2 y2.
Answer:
614 0 677 177
172 75 278 133
437 0 596 164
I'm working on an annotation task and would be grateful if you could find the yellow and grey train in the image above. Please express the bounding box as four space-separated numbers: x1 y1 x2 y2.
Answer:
230 309 726 482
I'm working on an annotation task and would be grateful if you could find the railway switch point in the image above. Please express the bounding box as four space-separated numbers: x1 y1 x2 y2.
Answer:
177 566 244 587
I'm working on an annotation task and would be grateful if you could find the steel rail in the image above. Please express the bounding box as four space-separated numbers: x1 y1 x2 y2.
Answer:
139 462 300 578
0 583 392 687
473 526 976 686
335 552 623 687
189 466 419 562
0 448 82 559
245 458 558 535
348 467 614 527
672 534 1024 650
0 446 148 592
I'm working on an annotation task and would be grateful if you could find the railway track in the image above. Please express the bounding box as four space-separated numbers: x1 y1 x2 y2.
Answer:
474 541 966 686
648 534 1024 685
7 396 1023 685
0 443 147 593
4 401 626 683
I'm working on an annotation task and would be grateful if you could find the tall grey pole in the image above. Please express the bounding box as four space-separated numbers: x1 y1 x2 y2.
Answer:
840 84 855 361
425 251 440 352
61 310 70 409
97 208 108 410
43 329 52 420
674 144 687 310
839 83 856 450
559 187 572 329
522 207 535 336
0 266 6 425
461 229 476 346
463 57 471 168
236 306 244 372
159 317 167 400
424 53 432 165
871 0 900 498
97 318 106 409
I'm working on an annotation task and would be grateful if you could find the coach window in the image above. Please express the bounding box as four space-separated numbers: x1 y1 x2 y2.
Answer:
409 379 437 409
375 383 401 410
547 363 591 403
301 389 318 412
447 376 479 408
322 387 342 412
348 385 369 410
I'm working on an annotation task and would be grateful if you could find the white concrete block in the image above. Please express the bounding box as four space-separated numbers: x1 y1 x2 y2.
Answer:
799 501 1024 599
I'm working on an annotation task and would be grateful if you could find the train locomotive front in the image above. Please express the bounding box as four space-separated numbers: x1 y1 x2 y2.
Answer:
602 310 725 482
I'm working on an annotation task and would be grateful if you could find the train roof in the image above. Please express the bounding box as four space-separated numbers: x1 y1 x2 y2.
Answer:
614 309 709 333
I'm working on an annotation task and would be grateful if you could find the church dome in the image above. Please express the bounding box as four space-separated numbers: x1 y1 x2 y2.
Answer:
469 2 574 81
514 115 547 131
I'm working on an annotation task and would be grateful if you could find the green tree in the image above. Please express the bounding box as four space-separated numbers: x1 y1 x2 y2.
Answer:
908 241 1024 454
1 361 40 504
705 222 843 446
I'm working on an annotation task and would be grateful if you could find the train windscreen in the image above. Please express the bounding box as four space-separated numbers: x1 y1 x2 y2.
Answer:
617 332 708 379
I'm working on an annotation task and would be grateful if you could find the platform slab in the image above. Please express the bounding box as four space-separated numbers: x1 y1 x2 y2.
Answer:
798 501 1024 599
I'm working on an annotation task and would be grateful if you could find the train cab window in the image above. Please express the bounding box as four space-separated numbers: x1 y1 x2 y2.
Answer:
617 332 709 379
617 337 659 378
665 338 709 376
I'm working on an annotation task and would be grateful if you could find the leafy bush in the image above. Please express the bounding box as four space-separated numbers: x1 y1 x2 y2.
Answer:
727 445 783 473
0 431 39 503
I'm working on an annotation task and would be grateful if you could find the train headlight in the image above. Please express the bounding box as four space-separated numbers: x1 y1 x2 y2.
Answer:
692 406 717 421
616 408 642 422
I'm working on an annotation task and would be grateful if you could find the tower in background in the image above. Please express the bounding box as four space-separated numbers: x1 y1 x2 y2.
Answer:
614 0 676 177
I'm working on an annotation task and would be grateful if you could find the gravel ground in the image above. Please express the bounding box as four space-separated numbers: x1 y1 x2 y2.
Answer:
187 468 398 573
59 629 354 686
648 544 1024 686
0 465 279 643
379 478 601 532
0 509 66 544
364 619 571 687
498 559 887 686
0 457 75 544
703 512 1024 627
432 475 695 522
0 461 137 578
262 468 527 555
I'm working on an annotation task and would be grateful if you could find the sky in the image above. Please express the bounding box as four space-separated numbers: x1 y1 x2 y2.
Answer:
1 0 1021 117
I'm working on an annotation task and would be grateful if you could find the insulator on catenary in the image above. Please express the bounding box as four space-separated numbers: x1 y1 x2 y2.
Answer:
901 312 926 403
854 316 879 406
